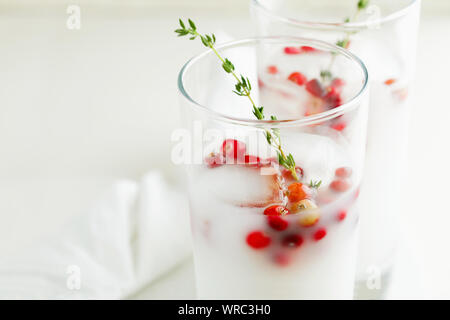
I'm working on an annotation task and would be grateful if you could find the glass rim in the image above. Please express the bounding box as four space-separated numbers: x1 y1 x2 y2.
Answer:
178 36 368 129
251 0 419 31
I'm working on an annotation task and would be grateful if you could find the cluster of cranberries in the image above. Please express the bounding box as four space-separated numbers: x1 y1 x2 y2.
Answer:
284 45 318 55
264 49 348 132
245 196 329 267
280 46 344 109
204 138 354 267
243 165 353 267
204 139 275 169
288 72 346 131
246 178 325 248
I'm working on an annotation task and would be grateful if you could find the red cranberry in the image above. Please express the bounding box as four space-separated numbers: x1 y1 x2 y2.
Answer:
284 46 302 54
313 228 327 241
301 46 316 52
287 72 307 86
385 78 396 86
246 231 271 249
267 65 278 74
323 87 342 108
243 154 262 168
221 139 246 163
273 253 291 266
335 167 352 178
287 182 308 202
337 210 347 221
354 187 360 199
267 215 289 231
258 78 265 88
282 234 304 248
331 123 346 131
305 79 324 97
264 205 289 216
330 179 351 192
330 78 345 92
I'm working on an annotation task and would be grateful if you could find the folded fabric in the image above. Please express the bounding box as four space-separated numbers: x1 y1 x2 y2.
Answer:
0 172 192 299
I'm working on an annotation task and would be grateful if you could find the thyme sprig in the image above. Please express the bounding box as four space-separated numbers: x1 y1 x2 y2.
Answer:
175 19 299 180
337 0 370 49
321 0 370 81
309 180 322 189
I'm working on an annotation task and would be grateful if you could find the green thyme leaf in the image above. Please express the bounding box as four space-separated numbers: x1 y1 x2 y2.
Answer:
222 59 235 73
320 70 333 81
358 0 369 10
309 180 322 189
336 38 350 48
188 19 196 30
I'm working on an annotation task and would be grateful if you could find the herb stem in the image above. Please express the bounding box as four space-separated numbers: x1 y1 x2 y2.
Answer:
208 45 258 111
323 0 369 80
175 19 300 180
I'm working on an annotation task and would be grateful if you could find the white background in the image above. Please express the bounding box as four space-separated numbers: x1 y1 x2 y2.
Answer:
0 0 449 299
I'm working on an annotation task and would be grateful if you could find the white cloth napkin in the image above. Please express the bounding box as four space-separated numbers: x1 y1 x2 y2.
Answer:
0 172 192 299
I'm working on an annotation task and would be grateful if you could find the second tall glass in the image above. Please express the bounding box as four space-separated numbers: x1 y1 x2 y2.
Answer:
251 0 421 295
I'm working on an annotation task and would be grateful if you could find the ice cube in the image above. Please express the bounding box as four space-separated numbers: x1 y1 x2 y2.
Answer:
197 163 286 208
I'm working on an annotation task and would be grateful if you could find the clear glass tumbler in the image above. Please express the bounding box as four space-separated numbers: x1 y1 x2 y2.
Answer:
250 0 421 294
177 37 369 299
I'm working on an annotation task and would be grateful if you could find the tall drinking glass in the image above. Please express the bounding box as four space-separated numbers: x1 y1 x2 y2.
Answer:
177 37 369 299
251 0 421 295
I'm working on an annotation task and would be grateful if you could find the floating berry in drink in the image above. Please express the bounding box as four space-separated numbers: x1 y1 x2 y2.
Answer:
337 210 347 221
354 187 360 199
264 205 289 216
267 65 278 74
221 139 246 163
299 211 320 227
287 182 308 202
289 199 320 226
273 253 291 267
282 234 304 248
330 179 351 192
384 78 396 85
291 201 320 227
282 166 304 181
204 152 224 168
244 154 262 168
284 46 302 54
301 46 316 52
335 167 352 178
258 78 265 88
305 79 324 98
289 198 314 213
330 78 345 92
323 87 342 108
331 122 346 131
267 215 289 231
313 228 327 241
246 231 271 249
287 72 307 86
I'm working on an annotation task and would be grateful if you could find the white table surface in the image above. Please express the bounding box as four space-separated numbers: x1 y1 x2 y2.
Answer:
1 1 449 299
